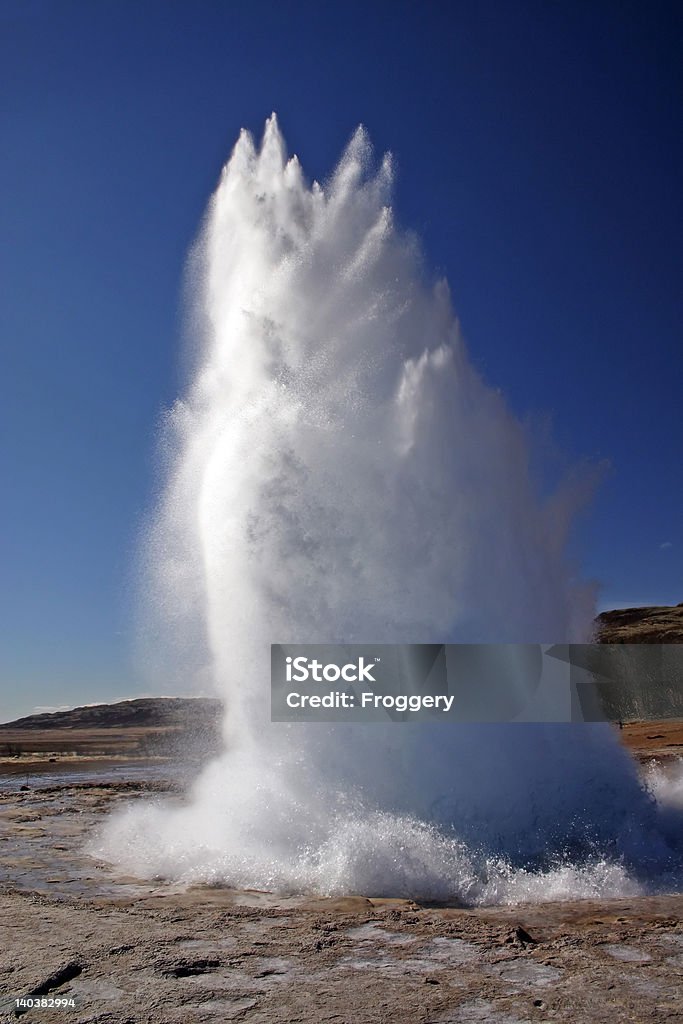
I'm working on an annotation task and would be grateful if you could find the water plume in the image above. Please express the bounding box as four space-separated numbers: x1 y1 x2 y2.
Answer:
97 116 682 901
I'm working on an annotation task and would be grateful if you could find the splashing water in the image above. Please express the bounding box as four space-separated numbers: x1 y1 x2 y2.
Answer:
97 116 682 902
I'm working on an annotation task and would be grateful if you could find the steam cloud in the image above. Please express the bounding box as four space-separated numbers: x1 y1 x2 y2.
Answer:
96 117 682 902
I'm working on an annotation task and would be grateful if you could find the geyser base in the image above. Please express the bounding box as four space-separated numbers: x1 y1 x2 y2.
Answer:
94 742 683 906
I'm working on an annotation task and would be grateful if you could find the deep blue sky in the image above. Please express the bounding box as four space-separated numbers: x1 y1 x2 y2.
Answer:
1 0 681 720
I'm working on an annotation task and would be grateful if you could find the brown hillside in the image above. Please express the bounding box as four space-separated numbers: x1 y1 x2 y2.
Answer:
596 603 683 644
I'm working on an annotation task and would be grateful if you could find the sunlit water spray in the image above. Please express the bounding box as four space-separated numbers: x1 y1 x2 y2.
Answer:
97 116 683 902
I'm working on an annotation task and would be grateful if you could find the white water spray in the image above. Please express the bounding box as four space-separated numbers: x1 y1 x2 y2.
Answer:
98 116 682 901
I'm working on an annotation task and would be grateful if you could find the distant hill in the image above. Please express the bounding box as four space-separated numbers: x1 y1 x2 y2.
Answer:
0 697 223 761
1 697 222 731
596 603 683 644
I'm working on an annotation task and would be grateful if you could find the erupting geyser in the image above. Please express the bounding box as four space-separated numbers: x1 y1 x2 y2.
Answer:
97 116 682 901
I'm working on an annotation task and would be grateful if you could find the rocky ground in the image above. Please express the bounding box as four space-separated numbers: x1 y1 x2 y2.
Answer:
1 771 682 1023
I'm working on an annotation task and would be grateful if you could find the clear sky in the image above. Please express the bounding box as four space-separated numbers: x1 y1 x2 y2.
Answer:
1 0 681 721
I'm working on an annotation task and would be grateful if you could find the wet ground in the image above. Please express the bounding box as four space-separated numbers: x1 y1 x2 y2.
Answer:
1 771 682 1023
